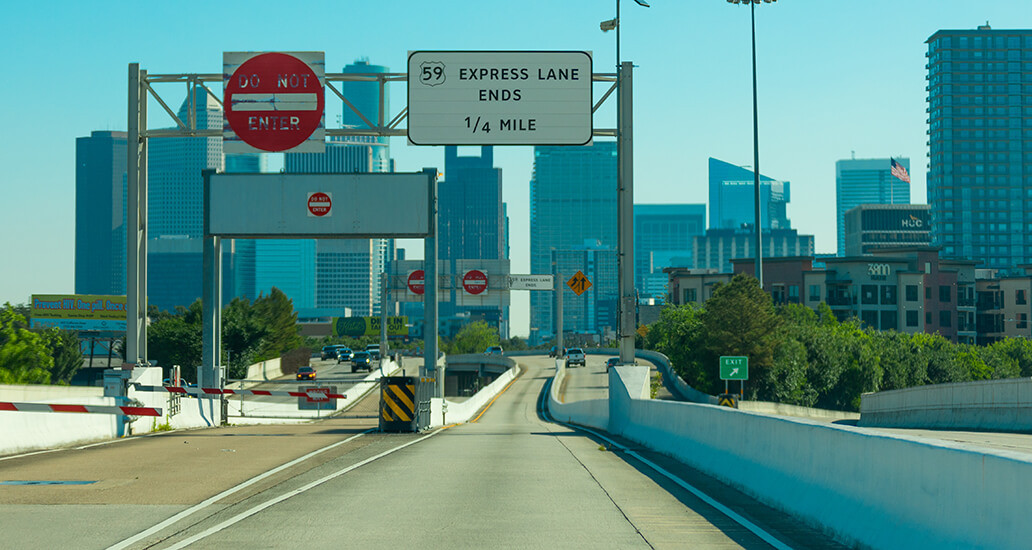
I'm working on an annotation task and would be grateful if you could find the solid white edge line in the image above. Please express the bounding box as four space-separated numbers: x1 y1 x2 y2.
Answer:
542 378 795 550
105 430 372 550
163 429 442 550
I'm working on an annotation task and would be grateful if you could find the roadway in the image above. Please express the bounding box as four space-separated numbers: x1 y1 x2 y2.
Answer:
0 355 845 549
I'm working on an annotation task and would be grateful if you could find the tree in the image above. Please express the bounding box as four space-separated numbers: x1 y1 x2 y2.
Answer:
0 304 52 384
148 316 202 382
42 328 84 384
644 303 706 391
253 288 302 360
448 321 499 354
698 273 782 399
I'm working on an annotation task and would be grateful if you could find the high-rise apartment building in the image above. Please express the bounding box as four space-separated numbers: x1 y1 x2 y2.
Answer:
709 157 791 231
75 131 127 296
634 204 706 300
926 25 1032 271
835 157 912 256
529 142 617 344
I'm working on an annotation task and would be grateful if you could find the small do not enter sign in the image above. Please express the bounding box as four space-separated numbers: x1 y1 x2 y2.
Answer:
224 51 325 153
462 269 488 296
408 270 425 295
307 192 332 217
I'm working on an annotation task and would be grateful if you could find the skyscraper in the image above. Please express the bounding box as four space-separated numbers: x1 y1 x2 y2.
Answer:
147 88 234 312
634 204 706 300
75 131 127 296
835 157 911 256
708 157 791 230
926 25 1032 270
271 59 393 317
530 142 617 344
437 146 507 337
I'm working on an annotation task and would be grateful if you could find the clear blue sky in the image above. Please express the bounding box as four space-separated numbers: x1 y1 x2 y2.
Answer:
1 1 1028 337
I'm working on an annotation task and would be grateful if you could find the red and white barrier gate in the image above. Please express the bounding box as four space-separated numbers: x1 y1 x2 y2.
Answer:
0 402 162 416
133 384 346 401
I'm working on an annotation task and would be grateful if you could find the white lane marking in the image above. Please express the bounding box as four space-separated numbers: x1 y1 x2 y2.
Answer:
163 430 441 550
543 380 794 550
106 430 371 550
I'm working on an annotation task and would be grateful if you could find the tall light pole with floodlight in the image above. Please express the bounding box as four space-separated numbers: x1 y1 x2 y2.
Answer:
727 0 775 288
601 0 649 365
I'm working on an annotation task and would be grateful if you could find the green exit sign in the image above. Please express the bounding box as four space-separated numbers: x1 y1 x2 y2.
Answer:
719 356 749 381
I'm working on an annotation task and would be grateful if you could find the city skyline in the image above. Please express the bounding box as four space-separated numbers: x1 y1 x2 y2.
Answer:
3 2 1030 337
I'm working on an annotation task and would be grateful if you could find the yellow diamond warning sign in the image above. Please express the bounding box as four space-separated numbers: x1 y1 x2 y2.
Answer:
566 271 592 296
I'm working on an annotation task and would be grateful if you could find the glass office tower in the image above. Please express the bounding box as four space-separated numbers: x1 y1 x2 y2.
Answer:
708 157 791 231
634 204 706 300
926 25 1032 271
835 158 911 256
529 142 617 344
75 131 128 295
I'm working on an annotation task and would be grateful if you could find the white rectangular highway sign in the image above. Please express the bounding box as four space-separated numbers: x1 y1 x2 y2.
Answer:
508 274 554 291
407 51 592 146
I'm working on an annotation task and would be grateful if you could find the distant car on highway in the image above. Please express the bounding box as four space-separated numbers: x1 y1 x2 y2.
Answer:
321 346 339 360
351 352 372 372
336 347 354 363
484 345 503 355
296 366 316 381
605 357 620 372
565 348 586 368
549 346 566 358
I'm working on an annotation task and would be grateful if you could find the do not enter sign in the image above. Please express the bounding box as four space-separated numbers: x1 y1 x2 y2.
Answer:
307 192 332 217
407 270 425 296
462 269 488 296
224 51 325 154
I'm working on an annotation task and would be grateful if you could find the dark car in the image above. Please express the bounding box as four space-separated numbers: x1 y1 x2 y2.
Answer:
485 346 503 355
336 347 354 363
296 366 316 381
605 357 620 372
320 345 339 360
549 346 566 358
351 352 372 372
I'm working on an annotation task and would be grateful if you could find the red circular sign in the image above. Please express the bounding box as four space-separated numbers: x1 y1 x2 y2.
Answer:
408 270 425 295
308 192 332 217
462 269 488 295
225 52 324 152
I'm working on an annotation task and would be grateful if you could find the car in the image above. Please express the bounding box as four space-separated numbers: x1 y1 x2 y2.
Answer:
320 345 339 360
296 366 316 381
549 346 567 358
351 352 372 372
565 348 586 368
336 347 354 363
484 345 503 355
605 357 620 372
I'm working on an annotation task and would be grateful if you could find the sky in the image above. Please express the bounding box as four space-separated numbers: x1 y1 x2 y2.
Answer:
1 1 1029 337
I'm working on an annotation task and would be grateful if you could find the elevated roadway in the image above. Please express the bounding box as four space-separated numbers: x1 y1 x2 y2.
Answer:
0 355 844 549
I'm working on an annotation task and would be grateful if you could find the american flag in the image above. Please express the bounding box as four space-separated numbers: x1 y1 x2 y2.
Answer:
890 158 910 184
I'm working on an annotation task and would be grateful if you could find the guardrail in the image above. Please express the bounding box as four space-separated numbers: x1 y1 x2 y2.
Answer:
859 377 1032 431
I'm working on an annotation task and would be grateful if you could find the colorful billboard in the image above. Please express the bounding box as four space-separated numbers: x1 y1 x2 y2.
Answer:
30 294 127 331
331 316 408 338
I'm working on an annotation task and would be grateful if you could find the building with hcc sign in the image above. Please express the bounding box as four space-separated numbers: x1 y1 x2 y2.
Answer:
843 204 931 256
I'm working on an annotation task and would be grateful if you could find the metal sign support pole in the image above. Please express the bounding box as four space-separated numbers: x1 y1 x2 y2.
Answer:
126 63 148 367
380 272 388 375
423 169 440 398
555 274 563 356
617 61 636 365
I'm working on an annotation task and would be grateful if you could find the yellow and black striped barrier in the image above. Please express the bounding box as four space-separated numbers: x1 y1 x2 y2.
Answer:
381 376 436 432
717 393 739 408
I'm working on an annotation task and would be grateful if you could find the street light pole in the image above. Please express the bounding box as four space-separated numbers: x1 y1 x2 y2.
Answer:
603 0 649 366
728 0 775 288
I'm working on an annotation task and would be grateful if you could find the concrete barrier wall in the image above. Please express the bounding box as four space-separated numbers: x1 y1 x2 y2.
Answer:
243 358 283 385
430 364 518 427
860 377 1032 431
0 384 118 456
599 371 1032 550
547 358 608 430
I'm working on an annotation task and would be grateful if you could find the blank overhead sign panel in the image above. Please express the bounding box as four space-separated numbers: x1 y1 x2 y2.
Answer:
407 51 592 146
204 172 432 238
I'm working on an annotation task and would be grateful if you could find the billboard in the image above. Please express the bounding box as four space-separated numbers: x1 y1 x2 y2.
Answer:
30 294 127 331
331 316 409 338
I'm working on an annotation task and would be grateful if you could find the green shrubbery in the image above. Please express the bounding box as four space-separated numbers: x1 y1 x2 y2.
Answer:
643 273 1032 412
